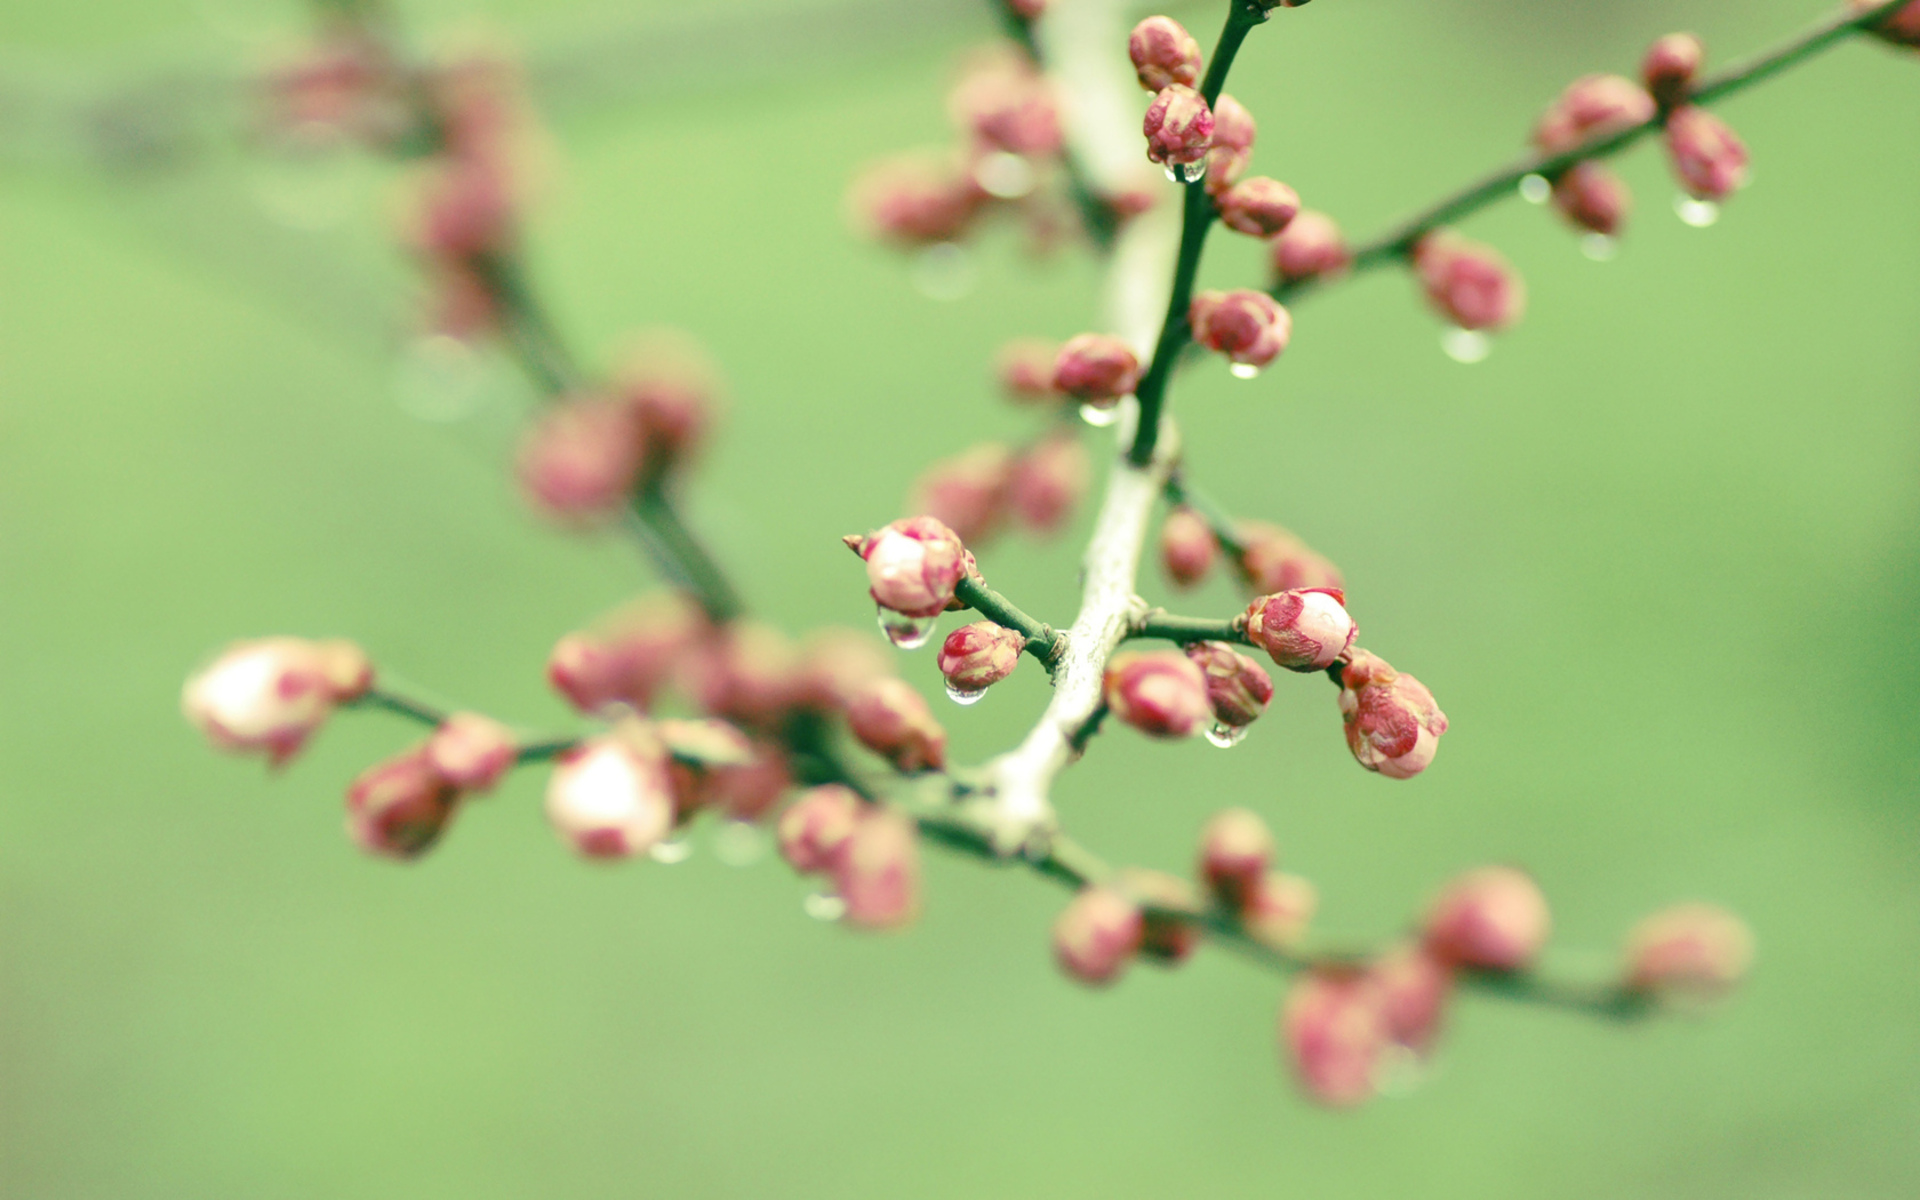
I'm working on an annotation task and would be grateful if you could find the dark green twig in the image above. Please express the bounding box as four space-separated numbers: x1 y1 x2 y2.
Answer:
1164 471 1248 556
954 574 1064 665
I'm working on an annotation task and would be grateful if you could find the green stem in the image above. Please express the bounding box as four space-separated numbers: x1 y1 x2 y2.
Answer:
629 486 745 624
1164 471 1248 556
345 688 579 763
470 249 583 398
1132 611 1246 645
954 574 1064 665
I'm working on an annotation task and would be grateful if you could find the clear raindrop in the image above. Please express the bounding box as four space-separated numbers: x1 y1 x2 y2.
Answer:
1518 173 1551 205
1440 327 1492 364
1372 1044 1429 1098
1579 233 1618 262
1205 723 1249 749
803 891 847 922
1673 195 1721 228
711 820 768 868
1228 361 1262 380
975 151 1036 199
910 242 974 301
648 834 694 865
1078 402 1119 428
1181 160 1207 184
393 335 488 422
878 607 937 650
944 682 986 706
1163 163 1181 183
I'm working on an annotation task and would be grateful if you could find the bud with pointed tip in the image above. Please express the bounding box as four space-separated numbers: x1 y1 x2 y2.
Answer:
345 746 461 859
1128 16 1202 92
1244 588 1356 672
1143 84 1213 168
852 516 971 618
1053 886 1145 985
1642 33 1704 109
1236 521 1343 595
544 728 676 859
1423 866 1550 971
1622 903 1754 999
1338 650 1448 779
516 396 643 523
183 637 371 767
424 712 518 792
1551 161 1631 236
1665 106 1749 201
1204 93 1255 195
836 808 921 929
1855 0 1920 47
1532 74 1656 155
1051 333 1140 404
1413 233 1526 332
996 337 1062 404
1103 650 1211 740
910 443 1015 545
1185 642 1273 729
1282 968 1388 1108
1245 871 1317 948
1269 209 1350 285
1007 432 1089 535
1119 868 1202 963
1370 941 1453 1054
1161 506 1219 589
937 621 1025 693
845 677 948 772
1189 289 1291 369
1196 807 1275 910
777 784 864 874
1216 176 1299 237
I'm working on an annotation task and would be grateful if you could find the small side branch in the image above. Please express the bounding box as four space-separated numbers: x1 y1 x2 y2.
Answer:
954 574 1065 665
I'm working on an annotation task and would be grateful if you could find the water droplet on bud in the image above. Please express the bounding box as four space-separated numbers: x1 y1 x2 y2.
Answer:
649 834 693 864
1228 361 1263 381
1204 722 1249 749
878 606 937 650
711 820 768 867
1440 328 1492 364
1579 233 1617 262
1180 160 1207 184
1078 402 1120 428
974 151 1036 199
1673 195 1720 227
1518 173 1551 205
1163 163 1182 183
944 682 987 706
803 891 847 922
911 241 975 301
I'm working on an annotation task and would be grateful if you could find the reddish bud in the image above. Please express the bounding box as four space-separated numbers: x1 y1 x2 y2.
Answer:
848 151 982 245
835 808 922 930
1244 871 1317 948
1370 942 1453 1054
1664 106 1749 201
1269 209 1350 285
1244 588 1356 672
544 728 676 859
1119 869 1203 963
1185 641 1274 729
1338 650 1448 779
1160 507 1219 589
1007 0 1048 16
1103 650 1211 740
1412 233 1526 332
1053 886 1146 985
777 784 864 874
182 637 370 767
854 516 971 618
405 157 514 259
546 593 702 716
937 621 1025 693
1856 0 1920 47
424 712 517 792
996 337 1062 403
1189 289 1291 369
948 49 1061 157
845 677 948 772
910 443 1015 545
1532 74 1656 155
1550 161 1631 236
1216 176 1299 237
1196 807 1275 910
1128 17 1202 92
1204 93 1255 194
694 739 792 822
1051 333 1141 404
792 627 895 713
1281 968 1388 1108
616 335 721 481
1142 84 1214 168
516 397 643 523
1642 33 1705 109
1236 521 1344 595
1423 866 1550 971
345 747 461 860
1007 433 1089 535
423 261 498 339
680 622 802 730
1622 903 1754 999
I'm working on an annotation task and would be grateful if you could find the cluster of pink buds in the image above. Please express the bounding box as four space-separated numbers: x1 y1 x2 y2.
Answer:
779 786 922 929
348 712 519 859
908 433 1090 544
182 638 374 766
1190 289 1291 372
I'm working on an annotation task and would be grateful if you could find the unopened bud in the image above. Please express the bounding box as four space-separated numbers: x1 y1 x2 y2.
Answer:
1160 506 1219 589
1244 871 1317 948
544 728 675 858
1532 74 1656 155
1196 807 1275 910
546 593 702 715
405 158 514 260
845 677 948 772
1052 886 1145 985
1204 93 1255 194
1007 0 1047 16
836 808 922 930
182 637 369 767
1370 942 1453 1054
1185 641 1274 729
910 443 1015 545
1622 903 1754 999
1412 232 1526 332
346 747 461 859
1006 433 1090 535
616 337 720 481
1118 868 1202 963
996 337 1062 403
1103 650 1211 740
852 516 971 618
948 49 1061 157
1550 161 1631 236
1664 106 1749 201
848 152 982 245
1236 521 1343 595
693 739 792 822
516 397 643 523
1423 865 1550 971
778 784 864 874
680 622 802 729
1281 968 1388 1108
1189 289 1291 368
1855 0 1920 47
937 621 1025 693
424 712 517 792
1269 209 1350 285
1143 84 1213 168
1642 33 1705 108
1051 333 1141 403
1216 176 1299 237
1338 650 1448 779
1244 587 1356 672
1128 16 1202 92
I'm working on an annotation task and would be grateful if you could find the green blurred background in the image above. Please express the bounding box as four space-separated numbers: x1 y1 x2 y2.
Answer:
2 0 1917 1195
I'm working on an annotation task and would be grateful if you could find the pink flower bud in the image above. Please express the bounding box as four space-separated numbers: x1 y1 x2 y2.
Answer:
1142 84 1214 168
1370 941 1453 1054
848 151 982 245
1338 650 1448 779
1664 105 1749 201
1642 33 1705 109
405 157 515 259
544 728 676 859
845 677 948 772
1281 968 1388 1108
1128 17 1202 92
1119 868 1202 963
1103 650 1211 740
996 337 1062 404
616 337 720 481
1622 903 1754 999
1007 433 1089 534
948 49 1061 157
1423 865 1550 971
1160 507 1219 589
1189 289 1291 369
1856 0 1920 47
1053 886 1145 985
345 747 460 859
424 712 517 792
1185 641 1274 729
1204 93 1255 194
1235 521 1344 595
836 808 921 930
691 739 792 822
778 784 864 874
182 637 369 766
937 621 1025 693
1007 0 1047 17
1216 176 1300 237
1550 161 1631 236
546 593 703 716
1244 871 1317 948
1269 209 1350 285
851 516 971 618
679 622 802 730
1413 233 1526 332
516 397 643 523
1196 807 1275 910
909 443 1015 545
423 260 498 339
1244 587 1356 672
793 627 895 712
1532 74 1656 155
1051 333 1141 404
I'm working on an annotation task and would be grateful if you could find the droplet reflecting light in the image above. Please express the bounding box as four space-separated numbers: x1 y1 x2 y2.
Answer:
1204 723 1249 749
878 607 937 650
911 242 974 301
711 820 768 868
944 682 986 706
1228 362 1262 380
803 892 847 922
1079 402 1120 428
1673 195 1721 227
1579 233 1617 262
1440 328 1492 364
1518 173 1551 205
649 835 693 865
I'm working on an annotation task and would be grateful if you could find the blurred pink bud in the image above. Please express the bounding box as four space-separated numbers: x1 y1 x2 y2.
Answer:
1622 903 1754 999
1007 0 1048 16
1550 161 1631 236
1160 507 1219 589
1664 106 1749 201
910 443 1015 545
546 593 703 715
311 640 375 701
836 808 922 930
851 516 972 618
1642 33 1705 108
1053 886 1145 985
1532 74 1656 155
1236 521 1344 595
544 729 675 859
1338 650 1448 779
1244 587 1356 672
845 677 948 772
423 261 499 339
693 739 793 822
345 747 460 860
1104 650 1211 740
680 622 802 730
792 627 895 712
1281 968 1388 1108
406 158 515 259
1143 84 1214 168
516 397 643 522
1196 807 1275 910
1269 209 1350 285
1370 942 1453 1054
1412 233 1526 332
1119 868 1203 963
848 152 982 245
1007 433 1089 535
1216 176 1300 237
1856 0 1920 47
182 637 369 766
424 712 517 792
1423 866 1551 971
1052 333 1141 404
1128 17 1202 92
937 621 1025 693
1189 289 1291 369
1204 93 1255 194
1244 871 1317 948
778 784 864 874
616 341 720 482
948 49 1062 157
1185 641 1274 729
996 337 1062 403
